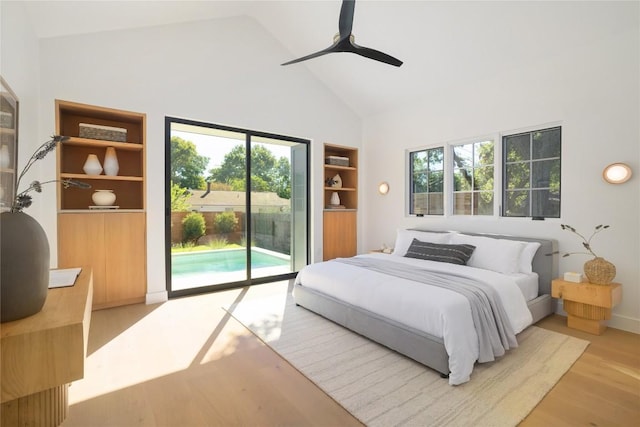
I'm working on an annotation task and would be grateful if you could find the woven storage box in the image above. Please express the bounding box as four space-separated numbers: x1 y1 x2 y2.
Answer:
325 156 349 167
79 123 127 142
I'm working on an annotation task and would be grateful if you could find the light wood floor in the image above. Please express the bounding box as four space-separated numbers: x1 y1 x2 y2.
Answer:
62 281 640 426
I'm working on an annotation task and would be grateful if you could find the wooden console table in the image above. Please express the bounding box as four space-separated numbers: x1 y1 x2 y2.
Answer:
1 267 93 426
551 278 622 335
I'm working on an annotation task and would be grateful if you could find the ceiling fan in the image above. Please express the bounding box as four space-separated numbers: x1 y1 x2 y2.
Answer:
282 0 403 67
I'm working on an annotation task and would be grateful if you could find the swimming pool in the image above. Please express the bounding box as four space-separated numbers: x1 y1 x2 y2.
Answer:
171 248 291 290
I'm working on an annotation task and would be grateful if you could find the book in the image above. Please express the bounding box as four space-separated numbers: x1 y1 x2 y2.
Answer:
49 267 82 288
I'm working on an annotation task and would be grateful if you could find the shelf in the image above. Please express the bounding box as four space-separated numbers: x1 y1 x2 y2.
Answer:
0 168 15 174
63 137 143 151
324 186 356 192
59 209 145 214
61 173 143 182
324 164 356 171
56 100 145 207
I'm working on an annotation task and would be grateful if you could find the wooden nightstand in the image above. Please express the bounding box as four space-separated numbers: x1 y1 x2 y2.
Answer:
551 278 622 335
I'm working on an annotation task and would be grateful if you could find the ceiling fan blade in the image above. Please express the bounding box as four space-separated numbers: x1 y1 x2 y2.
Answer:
350 43 403 67
338 0 356 39
282 0 403 67
281 44 335 66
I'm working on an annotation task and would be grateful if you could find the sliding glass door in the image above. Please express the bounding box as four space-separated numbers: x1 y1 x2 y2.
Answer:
166 118 309 296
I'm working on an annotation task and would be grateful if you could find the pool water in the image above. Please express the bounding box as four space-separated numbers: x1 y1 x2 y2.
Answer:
172 248 289 276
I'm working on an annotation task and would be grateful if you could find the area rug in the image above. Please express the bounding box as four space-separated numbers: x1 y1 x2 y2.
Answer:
226 291 589 427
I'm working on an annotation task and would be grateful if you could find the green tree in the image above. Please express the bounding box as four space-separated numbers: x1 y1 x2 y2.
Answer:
228 176 271 192
272 157 291 199
209 145 291 198
209 145 246 184
170 181 191 212
171 136 209 190
182 212 206 243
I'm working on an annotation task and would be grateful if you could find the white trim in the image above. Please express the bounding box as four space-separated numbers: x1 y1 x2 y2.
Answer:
500 121 563 137
146 290 168 305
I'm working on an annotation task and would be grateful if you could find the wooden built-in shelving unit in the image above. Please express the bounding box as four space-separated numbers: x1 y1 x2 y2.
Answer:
56 100 147 310
323 143 358 260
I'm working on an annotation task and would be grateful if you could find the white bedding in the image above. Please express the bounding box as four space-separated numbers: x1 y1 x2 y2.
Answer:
510 272 539 301
294 253 534 385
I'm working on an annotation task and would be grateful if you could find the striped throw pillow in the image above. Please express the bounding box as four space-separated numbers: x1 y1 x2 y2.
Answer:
404 239 476 265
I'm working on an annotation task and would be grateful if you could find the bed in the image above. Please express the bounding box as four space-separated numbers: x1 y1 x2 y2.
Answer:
293 230 558 385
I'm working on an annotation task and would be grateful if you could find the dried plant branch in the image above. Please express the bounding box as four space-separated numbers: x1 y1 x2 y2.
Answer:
11 135 91 212
547 224 610 258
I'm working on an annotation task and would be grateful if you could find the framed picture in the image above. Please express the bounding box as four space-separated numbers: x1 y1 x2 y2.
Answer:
0 76 19 212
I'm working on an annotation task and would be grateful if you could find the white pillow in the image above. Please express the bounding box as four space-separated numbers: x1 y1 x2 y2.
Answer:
392 229 451 257
518 241 541 274
449 233 525 274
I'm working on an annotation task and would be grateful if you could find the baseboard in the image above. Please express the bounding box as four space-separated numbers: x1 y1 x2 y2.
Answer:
609 314 640 334
555 300 639 334
146 290 168 305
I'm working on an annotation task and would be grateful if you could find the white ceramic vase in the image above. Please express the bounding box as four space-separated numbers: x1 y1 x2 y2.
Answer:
83 154 103 175
330 192 340 205
103 147 119 176
92 189 116 206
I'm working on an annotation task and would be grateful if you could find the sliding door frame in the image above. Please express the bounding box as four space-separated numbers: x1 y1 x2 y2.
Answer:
164 116 310 298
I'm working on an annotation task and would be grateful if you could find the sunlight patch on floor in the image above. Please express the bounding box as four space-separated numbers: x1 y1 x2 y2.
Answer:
221 282 287 341
68 282 292 406
69 288 248 405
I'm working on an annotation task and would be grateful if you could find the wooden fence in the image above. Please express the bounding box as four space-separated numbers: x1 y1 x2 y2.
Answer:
170 211 291 254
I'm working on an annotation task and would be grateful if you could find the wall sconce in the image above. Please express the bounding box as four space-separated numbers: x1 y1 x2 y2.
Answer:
378 181 390 195
603 163 632 184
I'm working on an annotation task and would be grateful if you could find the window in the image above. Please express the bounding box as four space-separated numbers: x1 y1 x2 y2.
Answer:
409 147 444 215
502 127 561 218
452 140 494 215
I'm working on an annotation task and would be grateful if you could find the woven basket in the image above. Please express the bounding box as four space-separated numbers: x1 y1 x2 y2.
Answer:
583 257 616 285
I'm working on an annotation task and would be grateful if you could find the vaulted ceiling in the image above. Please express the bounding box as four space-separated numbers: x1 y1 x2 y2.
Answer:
20 0 636 118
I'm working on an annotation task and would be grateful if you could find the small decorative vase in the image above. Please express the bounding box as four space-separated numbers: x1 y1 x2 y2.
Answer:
584 257 616 285
330 192 340 206
0 212 50 322
103 147 119 176
92 189 116 206
332 174 343 188
83 154 103 175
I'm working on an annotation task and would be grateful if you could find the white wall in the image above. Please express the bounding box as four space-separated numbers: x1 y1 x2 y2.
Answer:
34 16 361 303
362 15 640 332
0 1 41 219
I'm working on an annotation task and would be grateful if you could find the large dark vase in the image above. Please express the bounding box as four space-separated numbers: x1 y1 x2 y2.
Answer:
1 211 50 322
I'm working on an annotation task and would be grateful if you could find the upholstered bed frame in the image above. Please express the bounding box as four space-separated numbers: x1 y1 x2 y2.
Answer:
292 232 558 377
